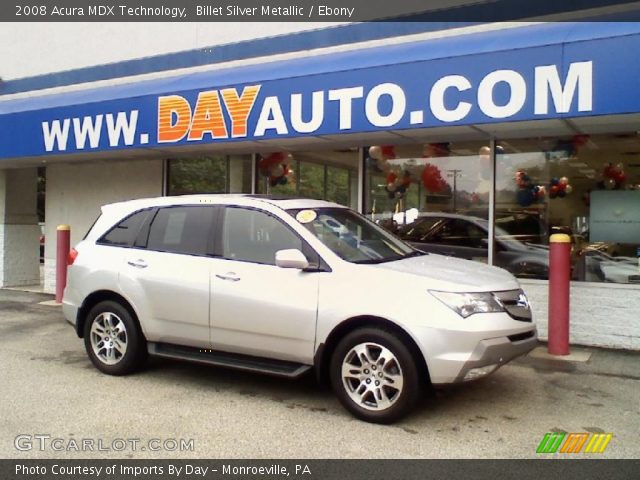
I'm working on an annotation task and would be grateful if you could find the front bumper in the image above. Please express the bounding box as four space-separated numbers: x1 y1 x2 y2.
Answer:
425 325 538 385
448 330 537 383
413 315 538 385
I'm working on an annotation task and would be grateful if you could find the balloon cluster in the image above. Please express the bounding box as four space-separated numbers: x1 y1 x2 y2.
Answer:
515 170 546 207
368 145 396 170
258 152 292 187
549 176 573 199
598 163 626 190
385 171 412 199
421 163 447 193
369 145 415 199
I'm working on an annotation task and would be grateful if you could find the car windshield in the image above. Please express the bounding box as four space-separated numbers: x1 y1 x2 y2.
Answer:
287 207 422 264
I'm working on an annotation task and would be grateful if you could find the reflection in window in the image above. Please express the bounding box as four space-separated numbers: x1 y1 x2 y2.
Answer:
167 155 252 195
257 150 358 208
147 207 213 256
299 162 325 200
222 207 302 265
289 207 414 263
496 134 640 284
99 209 152 247
365 142 490 261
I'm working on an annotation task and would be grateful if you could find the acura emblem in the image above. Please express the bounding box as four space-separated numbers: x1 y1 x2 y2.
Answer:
516 293 530 309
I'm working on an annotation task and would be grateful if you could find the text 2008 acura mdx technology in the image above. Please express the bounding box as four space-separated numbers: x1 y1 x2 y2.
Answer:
63 195 537 423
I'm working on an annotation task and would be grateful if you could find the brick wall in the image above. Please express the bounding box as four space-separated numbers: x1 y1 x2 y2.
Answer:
521 279 640 350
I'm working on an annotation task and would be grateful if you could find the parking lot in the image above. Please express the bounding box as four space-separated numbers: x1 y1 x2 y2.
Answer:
1 289 639 459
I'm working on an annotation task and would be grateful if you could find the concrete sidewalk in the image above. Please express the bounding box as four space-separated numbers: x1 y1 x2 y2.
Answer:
515 344 640 381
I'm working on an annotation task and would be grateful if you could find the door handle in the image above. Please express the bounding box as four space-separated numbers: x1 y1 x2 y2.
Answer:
127 259 148 269
215 272 241 282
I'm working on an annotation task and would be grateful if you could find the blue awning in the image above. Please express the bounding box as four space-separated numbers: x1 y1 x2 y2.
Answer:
2 22 640 159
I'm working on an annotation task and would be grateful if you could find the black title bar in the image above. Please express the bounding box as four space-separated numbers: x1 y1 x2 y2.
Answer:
3 459 640 480
5 0 640 22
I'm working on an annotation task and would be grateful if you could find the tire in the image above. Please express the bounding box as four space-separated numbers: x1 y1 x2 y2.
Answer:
329 327 423 424
83 300 147 376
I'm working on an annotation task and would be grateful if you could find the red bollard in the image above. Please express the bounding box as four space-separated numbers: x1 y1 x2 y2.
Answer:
548 233 571 355
56 225 71 304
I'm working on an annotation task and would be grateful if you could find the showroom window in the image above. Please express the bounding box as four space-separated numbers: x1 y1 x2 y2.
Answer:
496 134 640 284
167 155 252 195
256 150 358 208
364 141 492 264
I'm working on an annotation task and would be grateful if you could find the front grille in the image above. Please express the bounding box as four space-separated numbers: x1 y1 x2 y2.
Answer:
493 289 532 322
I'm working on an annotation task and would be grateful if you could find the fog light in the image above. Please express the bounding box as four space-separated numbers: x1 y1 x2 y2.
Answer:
463 364 499 381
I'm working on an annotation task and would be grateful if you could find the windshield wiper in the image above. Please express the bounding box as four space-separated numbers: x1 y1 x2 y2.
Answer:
353 256 402 264
403 250 428 258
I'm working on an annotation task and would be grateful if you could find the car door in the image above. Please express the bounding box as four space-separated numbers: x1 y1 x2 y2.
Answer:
118 205 217 348
209 206 320 364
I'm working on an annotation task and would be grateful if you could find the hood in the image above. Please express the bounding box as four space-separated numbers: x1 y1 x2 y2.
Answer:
371 253 520 292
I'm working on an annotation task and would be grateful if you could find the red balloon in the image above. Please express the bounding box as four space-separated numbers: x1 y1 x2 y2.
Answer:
386 172 397 184
381 145 396 159
421 163 446 192
550 185 560 194
603 164 616 179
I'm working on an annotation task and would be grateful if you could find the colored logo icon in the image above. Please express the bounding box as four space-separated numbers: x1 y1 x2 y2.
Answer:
537 432 613 454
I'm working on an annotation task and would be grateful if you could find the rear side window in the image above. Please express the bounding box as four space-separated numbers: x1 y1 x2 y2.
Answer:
146 206 213 256
98 210 152 247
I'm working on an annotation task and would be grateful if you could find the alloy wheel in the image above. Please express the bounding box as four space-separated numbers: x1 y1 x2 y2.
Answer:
89 312 128 365
341 342 404 411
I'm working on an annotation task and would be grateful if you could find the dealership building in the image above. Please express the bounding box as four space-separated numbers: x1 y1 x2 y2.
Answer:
1 16 639 349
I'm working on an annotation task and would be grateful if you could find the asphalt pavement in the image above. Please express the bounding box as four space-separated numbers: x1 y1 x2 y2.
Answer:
1 289 639 459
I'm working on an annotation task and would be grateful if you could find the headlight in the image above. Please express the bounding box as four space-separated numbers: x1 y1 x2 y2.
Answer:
430 290 504 318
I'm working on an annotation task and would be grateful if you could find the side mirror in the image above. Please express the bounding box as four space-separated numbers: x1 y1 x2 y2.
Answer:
275 249 309 270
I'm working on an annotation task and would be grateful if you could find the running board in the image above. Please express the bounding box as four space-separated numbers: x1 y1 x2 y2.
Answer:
148 342 312 378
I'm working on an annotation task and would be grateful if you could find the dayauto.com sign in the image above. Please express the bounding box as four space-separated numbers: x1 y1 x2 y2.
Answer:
38 61 592 154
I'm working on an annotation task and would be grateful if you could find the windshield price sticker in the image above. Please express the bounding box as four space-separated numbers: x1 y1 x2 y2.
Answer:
296 210 317 224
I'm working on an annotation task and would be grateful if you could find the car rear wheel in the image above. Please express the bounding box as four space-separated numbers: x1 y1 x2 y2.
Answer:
83 300 146 375
330 327 422 424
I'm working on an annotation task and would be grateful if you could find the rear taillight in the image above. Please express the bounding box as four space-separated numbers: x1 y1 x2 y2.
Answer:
67 248 78 266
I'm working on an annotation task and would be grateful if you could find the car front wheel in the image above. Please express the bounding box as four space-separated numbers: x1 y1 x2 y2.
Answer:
83 300 146 375
330 327 422 424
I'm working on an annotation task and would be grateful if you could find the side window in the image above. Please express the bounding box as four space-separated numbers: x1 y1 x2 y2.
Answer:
99 209 152 247
439 219 486 248
401 217 442 241
146 206 213 255
222 208 302 265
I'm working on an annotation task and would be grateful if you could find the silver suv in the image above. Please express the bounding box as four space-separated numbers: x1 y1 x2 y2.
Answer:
63 195 537 423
